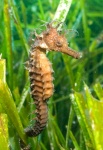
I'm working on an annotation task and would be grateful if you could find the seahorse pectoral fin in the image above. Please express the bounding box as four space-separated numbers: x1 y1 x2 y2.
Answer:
61 47 82 59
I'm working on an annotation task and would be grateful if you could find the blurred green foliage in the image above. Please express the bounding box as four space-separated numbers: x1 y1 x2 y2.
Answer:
0 0 103 150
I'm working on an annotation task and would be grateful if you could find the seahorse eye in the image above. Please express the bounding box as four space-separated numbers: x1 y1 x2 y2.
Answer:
38 36 43 40
56 41 63 47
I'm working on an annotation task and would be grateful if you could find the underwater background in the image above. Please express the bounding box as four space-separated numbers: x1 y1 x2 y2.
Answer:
0 0 103 149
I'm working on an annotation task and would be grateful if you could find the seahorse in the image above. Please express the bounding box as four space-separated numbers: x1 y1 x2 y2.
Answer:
25 23 81 137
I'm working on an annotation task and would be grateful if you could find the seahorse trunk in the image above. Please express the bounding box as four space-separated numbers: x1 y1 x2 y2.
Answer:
25 48 54 137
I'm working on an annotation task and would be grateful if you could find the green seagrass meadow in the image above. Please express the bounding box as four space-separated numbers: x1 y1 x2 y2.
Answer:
0 0 103 150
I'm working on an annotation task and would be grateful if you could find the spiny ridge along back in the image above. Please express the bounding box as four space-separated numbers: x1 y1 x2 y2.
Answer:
25 22 80 137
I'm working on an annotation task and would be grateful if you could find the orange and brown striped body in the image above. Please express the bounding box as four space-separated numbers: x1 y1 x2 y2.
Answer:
25 48 54 136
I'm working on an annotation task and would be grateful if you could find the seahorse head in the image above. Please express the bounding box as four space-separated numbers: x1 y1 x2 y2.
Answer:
33 23 81 59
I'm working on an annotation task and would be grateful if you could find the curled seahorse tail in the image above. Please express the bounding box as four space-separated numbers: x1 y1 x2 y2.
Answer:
25 100 48 137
